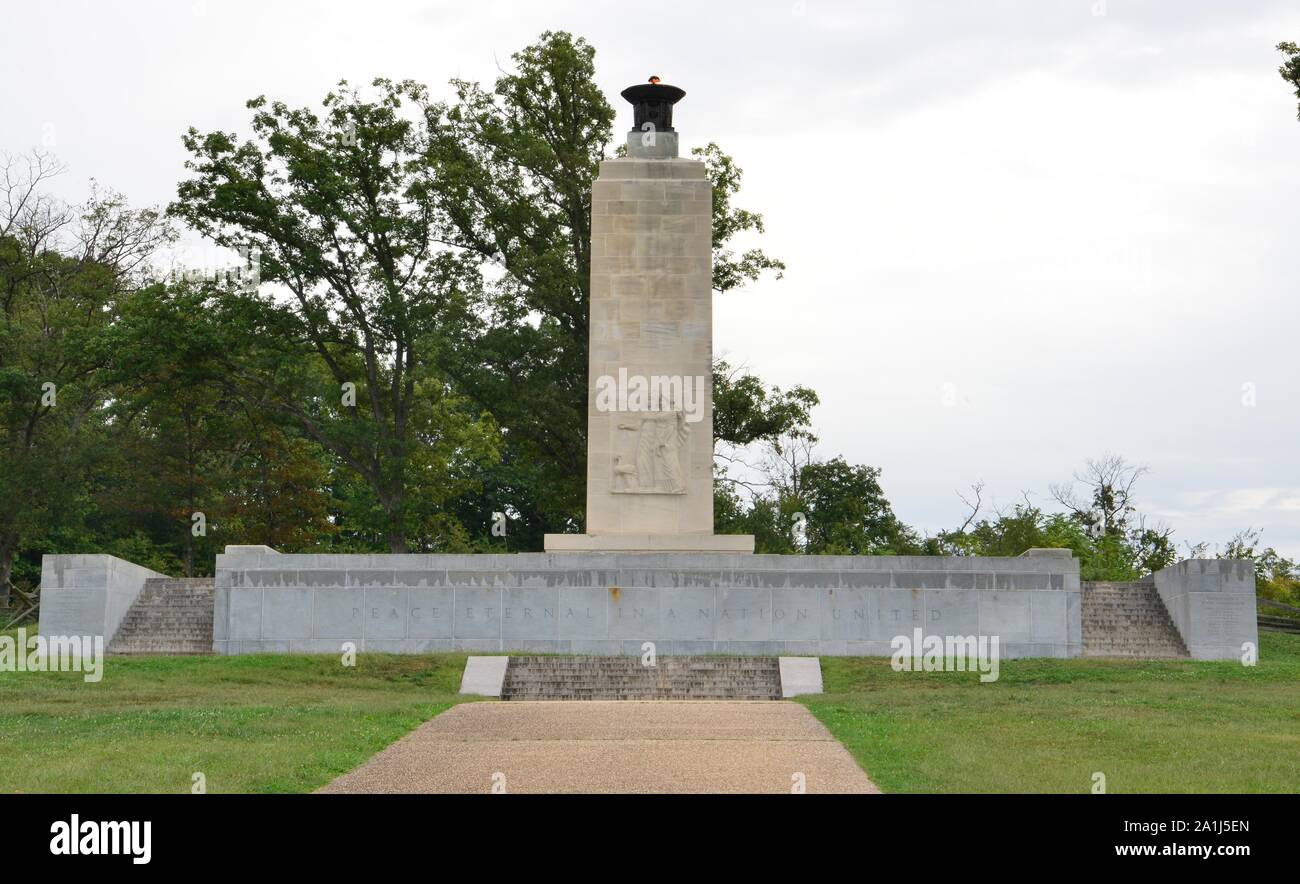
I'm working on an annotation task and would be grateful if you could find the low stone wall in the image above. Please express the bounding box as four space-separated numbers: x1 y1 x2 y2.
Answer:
39 554 167 642
1153 559 1258 660
212 547 1081 658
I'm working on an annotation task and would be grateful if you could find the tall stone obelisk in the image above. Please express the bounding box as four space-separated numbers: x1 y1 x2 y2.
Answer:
545 79 753 553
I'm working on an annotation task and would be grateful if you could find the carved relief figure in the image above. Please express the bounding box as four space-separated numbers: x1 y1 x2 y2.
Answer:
613 455 638 491
615 410 689 493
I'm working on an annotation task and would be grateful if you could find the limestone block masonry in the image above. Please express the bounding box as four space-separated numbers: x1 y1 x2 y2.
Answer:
779 657 824 697
581 156 715 538
107 577 216 655
39 549 1255 661
499 656 784 700
210 547 1083 658
459 656 509 697
1153 559 1258 660
39 554 168 644
543 83 752 554
1080 581 1188 658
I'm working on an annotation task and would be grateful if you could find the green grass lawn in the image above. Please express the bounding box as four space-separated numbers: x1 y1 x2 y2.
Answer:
800 632 1300 793
0 651 473 793
4 631 1298 793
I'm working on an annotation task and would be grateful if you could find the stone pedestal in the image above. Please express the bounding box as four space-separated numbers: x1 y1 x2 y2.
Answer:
208 548 1083 658
544 533 755 553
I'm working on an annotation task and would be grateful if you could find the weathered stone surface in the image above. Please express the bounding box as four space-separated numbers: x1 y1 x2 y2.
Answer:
544 533 753 553
1153 559 1258 660
39 555 167 644
211 549 1082 657
107 577 214 655
459 655 509 696
500 655 782 700
1081 581 1187 658
546 126 751 553
779 657 824 697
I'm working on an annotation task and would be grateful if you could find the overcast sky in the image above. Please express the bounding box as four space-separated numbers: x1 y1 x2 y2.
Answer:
2 0 1297 557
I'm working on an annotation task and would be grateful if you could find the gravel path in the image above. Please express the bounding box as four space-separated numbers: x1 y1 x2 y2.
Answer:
318 701 880 794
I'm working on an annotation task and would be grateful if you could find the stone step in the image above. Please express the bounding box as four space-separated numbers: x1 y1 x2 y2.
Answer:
507 686 773 692
118 613 214 619
119 615 212 620
505 675 780 682
504 661 775 668
502 671 773 676
504 682 780 687
111 647 212 655
504 666 772 671
1083 642 1185 649
1082 601 1170 607
114 625 212 632
1080 580 1188 659
1085 645 1186 652
501 655 782 701
108 577 216 656
504 670 778 676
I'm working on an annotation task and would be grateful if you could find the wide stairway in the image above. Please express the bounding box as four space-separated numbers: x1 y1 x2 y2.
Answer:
501 656 783 700
1081 580 1188 658
108 577 216 655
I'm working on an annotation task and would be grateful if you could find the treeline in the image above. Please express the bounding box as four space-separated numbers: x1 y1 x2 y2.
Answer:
718 442 1299 604
0 32 795 604
2 32 1298 616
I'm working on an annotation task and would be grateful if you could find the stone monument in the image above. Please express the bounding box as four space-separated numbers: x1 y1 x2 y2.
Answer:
544 79 754 554
39 80 1255 664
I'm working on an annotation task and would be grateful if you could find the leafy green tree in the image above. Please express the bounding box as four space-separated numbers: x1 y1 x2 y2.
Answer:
423 32 787 544
170 81 500 552
713 359 818 447
100 283 340 574
925 455 1177 578
1279 41 1300 119
711 364 913 555
113 384 231 576
794 458 916 554
422 33 611 542
715 485 799 554
934 504 1091 566
692 144 786 292
1214 528 1299 606
0 153 171 602
1049 454 1177 577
